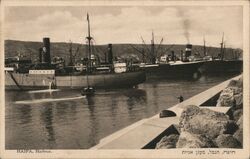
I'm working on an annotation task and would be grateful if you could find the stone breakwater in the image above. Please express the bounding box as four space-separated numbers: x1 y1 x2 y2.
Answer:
156 76 243 149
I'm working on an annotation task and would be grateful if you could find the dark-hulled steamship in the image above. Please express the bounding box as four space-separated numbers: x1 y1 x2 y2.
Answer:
136 35 204 79
199 34 243 74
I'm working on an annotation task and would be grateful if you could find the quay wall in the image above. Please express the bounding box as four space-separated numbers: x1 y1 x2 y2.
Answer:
91 75 242 149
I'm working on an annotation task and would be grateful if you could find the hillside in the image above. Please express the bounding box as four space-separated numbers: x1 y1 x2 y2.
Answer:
4 40 242 64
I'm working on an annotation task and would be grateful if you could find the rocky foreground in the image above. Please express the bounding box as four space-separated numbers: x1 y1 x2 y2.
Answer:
156 76 243 149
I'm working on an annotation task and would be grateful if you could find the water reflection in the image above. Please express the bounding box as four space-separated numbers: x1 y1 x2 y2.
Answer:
86 96 95 106
86 96 98 147
40 105 55 146
5 74 237 149
17 105 32 125
125 89 147 110
56 100 77 122
152 83 159 112
30 91 53 100
5 91 27 102
68 101 77 121
110 96 118 127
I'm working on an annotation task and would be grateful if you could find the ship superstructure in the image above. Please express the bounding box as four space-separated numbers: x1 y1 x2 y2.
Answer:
132 33 204 79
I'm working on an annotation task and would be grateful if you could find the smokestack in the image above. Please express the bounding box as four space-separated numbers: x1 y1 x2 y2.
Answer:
104 50 107 63
39 48 43 63
171 51 175 61
203 37 207 56
185 44 192 58
43 37 51 64
108 44 113 64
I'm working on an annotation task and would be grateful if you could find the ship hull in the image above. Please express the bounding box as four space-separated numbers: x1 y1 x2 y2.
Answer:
5 71 146 90
199 60 243 74
143 61 204 79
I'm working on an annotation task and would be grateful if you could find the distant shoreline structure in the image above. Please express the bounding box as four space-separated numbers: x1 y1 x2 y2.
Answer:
4 39 243 65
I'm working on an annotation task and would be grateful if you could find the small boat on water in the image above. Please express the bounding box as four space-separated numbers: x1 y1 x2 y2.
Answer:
5 14 146 91
81 86 95 96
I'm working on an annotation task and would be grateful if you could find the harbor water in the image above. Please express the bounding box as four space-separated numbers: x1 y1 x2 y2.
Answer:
5 74 238 149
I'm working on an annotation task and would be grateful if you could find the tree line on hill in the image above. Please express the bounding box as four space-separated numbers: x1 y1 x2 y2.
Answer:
5 40 243 65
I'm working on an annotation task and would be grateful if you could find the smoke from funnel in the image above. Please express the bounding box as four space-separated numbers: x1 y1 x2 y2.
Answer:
177 8 190 43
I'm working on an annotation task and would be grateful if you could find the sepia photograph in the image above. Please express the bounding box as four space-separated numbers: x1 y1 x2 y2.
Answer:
1 0 249 158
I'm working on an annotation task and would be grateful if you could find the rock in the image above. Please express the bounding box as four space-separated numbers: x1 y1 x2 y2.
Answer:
176 131 216 148
179 105 237 139
228 78 243 89
233 129 243 144
237 115 243 128
229 86 243 95
217 77 243 108
232 109 243 121
216 87 235 107
216 134 242 148
234 131 243 145
222 120 238 135
179 105 200 119
233 116 243 145
155 134 179 149
233 93 243 108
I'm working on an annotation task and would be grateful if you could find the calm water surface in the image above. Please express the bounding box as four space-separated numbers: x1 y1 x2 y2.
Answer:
5 74 237 149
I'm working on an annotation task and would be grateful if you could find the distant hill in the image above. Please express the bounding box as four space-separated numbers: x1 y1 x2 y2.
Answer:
4 40 242 64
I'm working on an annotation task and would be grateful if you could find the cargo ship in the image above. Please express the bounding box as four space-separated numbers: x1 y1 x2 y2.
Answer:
199 34 243 74
132 33 204 79
199 60 243 74
5 14 146 91
141 44 204 79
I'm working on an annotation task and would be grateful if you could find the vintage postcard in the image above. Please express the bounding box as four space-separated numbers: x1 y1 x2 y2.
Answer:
0 0 249 158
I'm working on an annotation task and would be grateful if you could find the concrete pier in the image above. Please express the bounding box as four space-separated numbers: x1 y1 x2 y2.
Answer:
91 75 242 149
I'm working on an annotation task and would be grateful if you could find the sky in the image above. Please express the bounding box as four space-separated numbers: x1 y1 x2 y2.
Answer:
4 6 243 48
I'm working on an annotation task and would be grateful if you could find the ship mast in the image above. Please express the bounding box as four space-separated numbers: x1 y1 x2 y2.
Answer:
220 32 224 60
151 31 155 64
86 13 93 73
85 13 93 88
69 40 73 66
203 36 207 56
80 13 95 95
223 42 226 59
